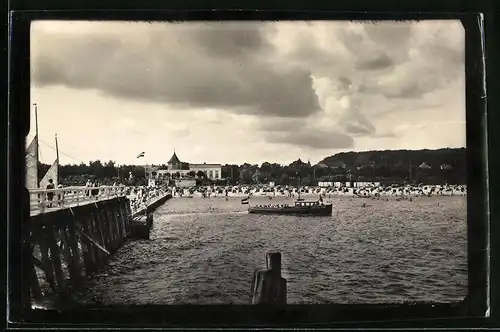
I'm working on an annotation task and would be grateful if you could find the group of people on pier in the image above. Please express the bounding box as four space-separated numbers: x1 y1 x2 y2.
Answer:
85 179 103 198
128 186 166 213
36 180 168 214
44 179 64 208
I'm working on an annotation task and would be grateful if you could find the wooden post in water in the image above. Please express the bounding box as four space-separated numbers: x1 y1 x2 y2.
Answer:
251 252 287 305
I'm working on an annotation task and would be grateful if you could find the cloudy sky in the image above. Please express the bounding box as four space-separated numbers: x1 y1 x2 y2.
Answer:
29 20 465 166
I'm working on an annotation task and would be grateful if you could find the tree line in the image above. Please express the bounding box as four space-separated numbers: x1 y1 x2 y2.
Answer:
38 147 466 186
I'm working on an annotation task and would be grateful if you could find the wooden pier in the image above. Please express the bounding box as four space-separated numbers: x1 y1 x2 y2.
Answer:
23 186 171 305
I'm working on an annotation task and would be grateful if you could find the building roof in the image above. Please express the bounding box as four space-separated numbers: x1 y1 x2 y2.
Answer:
168 152 181 164
190 163 221 168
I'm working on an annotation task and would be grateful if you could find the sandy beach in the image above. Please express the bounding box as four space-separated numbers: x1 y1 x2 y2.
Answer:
170 184 467 199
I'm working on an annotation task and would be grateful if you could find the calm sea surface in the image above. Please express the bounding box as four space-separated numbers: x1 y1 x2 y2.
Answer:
76 196 467 305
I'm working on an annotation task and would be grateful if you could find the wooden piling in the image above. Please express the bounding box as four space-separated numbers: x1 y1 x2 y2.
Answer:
251 252 287 305
81 217 96 274
46 225 64 291
67 218 82 286
38 228 55 292
29 257 43 302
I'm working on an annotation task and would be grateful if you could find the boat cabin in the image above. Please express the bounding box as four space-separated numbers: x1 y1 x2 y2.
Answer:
295 200 322 207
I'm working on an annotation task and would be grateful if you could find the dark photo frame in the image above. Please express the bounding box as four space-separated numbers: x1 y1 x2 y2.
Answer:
5 1 497 329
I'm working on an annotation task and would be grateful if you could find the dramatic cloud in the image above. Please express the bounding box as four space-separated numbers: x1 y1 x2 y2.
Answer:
32 22 320 119
30 20 466 165
355 53 394 71
266 130 354 150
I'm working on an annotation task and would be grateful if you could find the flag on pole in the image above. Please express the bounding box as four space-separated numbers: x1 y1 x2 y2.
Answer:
137 152 145 158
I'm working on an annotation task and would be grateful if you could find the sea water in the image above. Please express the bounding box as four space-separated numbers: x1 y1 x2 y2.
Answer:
76 195 467 305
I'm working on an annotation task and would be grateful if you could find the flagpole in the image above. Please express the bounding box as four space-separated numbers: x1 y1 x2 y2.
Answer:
136 152 146 184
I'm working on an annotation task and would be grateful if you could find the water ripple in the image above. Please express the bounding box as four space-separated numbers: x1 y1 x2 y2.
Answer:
76 196 467 305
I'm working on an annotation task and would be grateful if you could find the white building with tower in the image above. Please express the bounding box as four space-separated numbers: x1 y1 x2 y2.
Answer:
155 151 222 181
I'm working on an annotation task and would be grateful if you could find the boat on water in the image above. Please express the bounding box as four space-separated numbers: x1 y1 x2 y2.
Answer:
246 177 332 216
248 198 333 216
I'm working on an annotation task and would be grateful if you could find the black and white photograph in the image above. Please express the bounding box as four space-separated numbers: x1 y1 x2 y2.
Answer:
26 19 467 307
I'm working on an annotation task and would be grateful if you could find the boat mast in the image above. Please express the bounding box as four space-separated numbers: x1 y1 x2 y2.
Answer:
55 134 59 161
55 133 59 184
34 103 40 188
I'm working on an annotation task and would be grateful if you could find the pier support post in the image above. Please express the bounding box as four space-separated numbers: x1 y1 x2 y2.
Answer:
81 217 96 274
251 252 287 305
67 219 82 286
118 200 127 236
125 200 132 233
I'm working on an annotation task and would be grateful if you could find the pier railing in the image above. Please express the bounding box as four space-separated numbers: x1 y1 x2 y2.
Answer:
29 186 129 215
29 185 171 216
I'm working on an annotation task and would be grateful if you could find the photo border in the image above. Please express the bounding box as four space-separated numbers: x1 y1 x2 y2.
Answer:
6 5 495 329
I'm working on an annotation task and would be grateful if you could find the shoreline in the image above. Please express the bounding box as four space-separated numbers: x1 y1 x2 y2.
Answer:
170 192 467 199
168 184 467 199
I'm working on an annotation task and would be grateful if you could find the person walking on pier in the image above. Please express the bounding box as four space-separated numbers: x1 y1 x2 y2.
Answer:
92 180 100 199
46 179 55 208
56 183 64 207
85 179 92 196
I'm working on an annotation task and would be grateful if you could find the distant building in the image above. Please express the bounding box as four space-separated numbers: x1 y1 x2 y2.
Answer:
155 151 222 180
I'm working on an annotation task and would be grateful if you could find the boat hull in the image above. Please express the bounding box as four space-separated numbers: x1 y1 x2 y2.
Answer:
248 204 333 216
